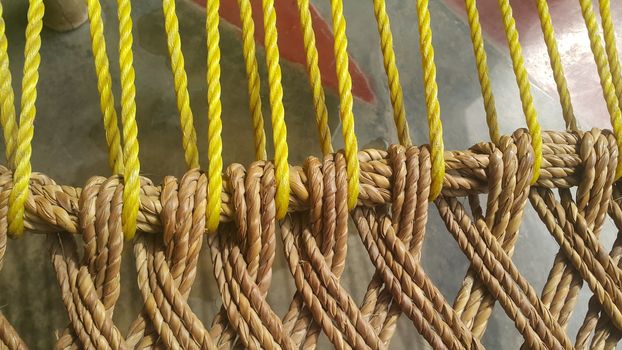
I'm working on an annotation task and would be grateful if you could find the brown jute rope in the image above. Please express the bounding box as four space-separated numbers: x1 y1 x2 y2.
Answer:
0 130 621 349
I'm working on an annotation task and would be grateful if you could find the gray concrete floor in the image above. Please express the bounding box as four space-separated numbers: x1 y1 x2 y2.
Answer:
0 0 617 348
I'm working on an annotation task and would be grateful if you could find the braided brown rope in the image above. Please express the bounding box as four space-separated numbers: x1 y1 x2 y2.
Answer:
0 130 621 348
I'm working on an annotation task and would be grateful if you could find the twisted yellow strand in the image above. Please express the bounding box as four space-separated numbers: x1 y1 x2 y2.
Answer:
237 0 267 161
464 0 499 144
373 0 411 146
579 0 622 179
534 0 576 131
497 0 542 184
599 0 622 111
296 0 333 155
206 0 223 232
163 0 199 169
117 0 141 240
329 0 359 210
0 1 16 168
261 0 289 219
85 0 124 174
8 0 44 237
415 0 444 199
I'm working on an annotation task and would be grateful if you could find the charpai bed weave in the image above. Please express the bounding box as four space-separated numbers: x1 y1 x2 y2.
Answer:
0 0 621 349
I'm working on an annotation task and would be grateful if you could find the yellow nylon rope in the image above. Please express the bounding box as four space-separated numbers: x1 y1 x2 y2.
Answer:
415 0 444 200
535 0 576 131
497 0 542 184
85 0 124 174
8 0 44 237
163 0 200 169
373 0 411 146
464 0 499 144
237 0 267 161
329 0 359 210
206 0 223 232
262 0 290 219
599 0 622 110
0 1 16 169
579 0 622 179
117 0 141 240
296 0 333 155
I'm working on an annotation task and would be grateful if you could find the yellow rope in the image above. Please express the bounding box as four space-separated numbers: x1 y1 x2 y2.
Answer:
296 0 333 155
206 0 223 232
117 0 141 240
373 0 411 146
85 0 124 174
464 0 499 144
163 0 199 169
0 1 16 169
534 0 576 131
579 0 622 179
329 0 359 210
497 0 542 184
415 0 444 200
599 0 622 111
8 0 44 237
237 0 267 161
261 0 290 219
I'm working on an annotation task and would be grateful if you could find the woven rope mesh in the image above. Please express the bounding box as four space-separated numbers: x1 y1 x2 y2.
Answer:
0 0 620 349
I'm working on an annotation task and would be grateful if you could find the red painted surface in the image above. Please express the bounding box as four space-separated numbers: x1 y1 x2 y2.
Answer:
194 0 375 104
444 0 622 129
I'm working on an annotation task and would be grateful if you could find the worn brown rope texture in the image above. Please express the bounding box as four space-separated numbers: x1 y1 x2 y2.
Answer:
0 129 621 348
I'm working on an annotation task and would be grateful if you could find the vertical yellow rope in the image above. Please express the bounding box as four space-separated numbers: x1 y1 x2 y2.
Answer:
8 0 44 237
372 0 411 146
579 0 622 179
0 1 17 168
329 0 359 209
237 0 267 160
85 0 124 174
117 0 141 240
464 0 499 144
296 0 333 155
535 0 576 131
599 0 622 109
497 0 542 184
206 0 223 232
261 0 289 219
415 0 444 199
163 0 199 169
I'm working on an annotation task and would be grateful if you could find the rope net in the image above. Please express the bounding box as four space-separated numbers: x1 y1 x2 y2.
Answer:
0 0 620 348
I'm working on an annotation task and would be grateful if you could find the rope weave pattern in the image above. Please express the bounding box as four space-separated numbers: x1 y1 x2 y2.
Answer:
0 0 621 348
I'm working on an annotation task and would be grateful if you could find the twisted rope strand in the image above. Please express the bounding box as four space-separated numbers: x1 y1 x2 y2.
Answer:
206 0 223 233
497 0 542 184
85 0 124 174
329 0 359 210
535 0 577 131
464 0 499 144
415 0 444 200
296 0 333 155
372 0 411 146
116 0 141 240
261 0 289 219
579 0 622 179
163 0 199 169
0 1 16 169
237 0 267 161
8 0 44 237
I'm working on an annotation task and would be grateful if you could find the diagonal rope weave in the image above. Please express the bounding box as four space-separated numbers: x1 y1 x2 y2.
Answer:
0 0 621 349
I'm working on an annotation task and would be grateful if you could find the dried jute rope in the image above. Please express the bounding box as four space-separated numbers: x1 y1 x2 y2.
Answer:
0 129 616 349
